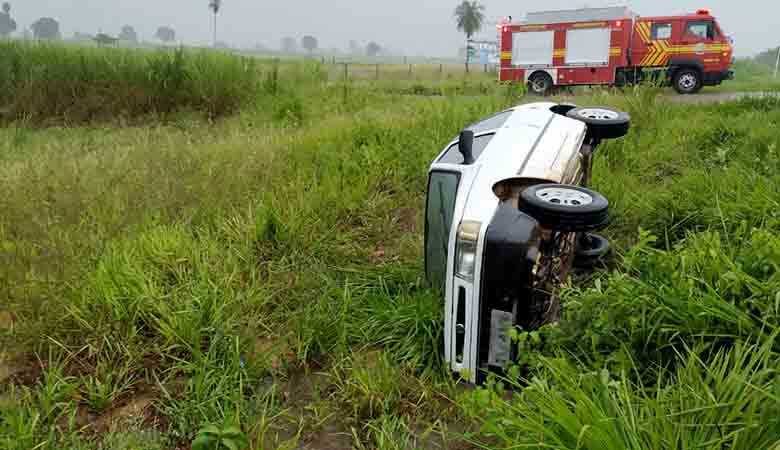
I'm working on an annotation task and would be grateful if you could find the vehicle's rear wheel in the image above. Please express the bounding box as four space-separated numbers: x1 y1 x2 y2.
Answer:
566 107 630 141
528 72 553 96
574 233 610 267
518 184 609 232
673 68 702 94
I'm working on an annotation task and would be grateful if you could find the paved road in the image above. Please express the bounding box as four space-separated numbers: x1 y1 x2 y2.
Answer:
666 91 780 104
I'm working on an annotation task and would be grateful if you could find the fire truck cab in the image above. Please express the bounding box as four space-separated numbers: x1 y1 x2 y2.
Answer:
499 7 734 94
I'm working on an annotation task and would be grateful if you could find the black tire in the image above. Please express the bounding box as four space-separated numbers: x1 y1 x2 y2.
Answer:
574 233 610 267
528 72 553 96
673 68 702 94
518 184 609 232
566 107 630 141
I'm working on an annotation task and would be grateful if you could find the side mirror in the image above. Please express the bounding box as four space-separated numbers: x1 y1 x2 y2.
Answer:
459 130 475 165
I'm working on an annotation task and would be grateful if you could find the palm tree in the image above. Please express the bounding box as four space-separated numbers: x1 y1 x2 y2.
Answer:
208 0 221 48
454 0 485 72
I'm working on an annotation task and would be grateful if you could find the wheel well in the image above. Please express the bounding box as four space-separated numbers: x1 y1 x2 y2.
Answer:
528 70 553 83
669 64 703 81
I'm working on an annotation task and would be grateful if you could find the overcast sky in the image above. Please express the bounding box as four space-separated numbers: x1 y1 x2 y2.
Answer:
8 0 778 57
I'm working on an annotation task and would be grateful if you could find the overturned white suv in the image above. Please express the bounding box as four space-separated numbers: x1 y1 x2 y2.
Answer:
424 102 630 384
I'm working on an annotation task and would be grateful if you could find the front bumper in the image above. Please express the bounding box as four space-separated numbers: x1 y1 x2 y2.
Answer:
704 69 734 86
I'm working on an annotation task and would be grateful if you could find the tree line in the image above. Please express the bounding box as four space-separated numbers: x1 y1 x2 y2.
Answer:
0 1 180 45
1 0 489 59
279 36 383 57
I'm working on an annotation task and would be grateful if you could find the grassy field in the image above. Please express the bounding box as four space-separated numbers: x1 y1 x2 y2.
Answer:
1 42 780 450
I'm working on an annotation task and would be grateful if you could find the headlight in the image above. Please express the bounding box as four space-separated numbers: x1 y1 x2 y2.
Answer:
455 221 481 281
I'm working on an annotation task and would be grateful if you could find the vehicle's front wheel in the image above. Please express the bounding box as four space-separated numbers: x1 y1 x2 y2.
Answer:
673 68 702 94
518 184 609 232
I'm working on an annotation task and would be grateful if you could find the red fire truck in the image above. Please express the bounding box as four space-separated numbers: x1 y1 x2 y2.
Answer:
499 7 734 94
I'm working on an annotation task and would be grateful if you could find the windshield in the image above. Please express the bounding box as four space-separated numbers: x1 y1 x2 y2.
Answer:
438 133 496 164
425 171 460 291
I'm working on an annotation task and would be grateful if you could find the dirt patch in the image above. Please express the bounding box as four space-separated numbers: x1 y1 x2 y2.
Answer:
92 393 158 432
394 207 419 234
0 353 44 386
0 311 15 330
251 363 353 449
300 422 353 450
249 335 297 372
66 385 168 438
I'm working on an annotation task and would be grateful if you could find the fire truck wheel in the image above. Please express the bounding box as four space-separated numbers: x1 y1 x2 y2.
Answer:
528 72 553 96
673 68 703 94
518 184 609 233
566 107 630 140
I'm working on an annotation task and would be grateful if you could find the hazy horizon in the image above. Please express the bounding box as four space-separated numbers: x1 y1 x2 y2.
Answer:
6 1 778 57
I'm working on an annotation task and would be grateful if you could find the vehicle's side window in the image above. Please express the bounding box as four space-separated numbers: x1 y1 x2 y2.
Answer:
651 23 672 40
425 171 460 291
686 21 715 40
438 133 496 164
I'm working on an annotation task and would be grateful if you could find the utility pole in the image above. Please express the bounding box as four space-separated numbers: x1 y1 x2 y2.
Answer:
209 0 221 48
774 45 779 79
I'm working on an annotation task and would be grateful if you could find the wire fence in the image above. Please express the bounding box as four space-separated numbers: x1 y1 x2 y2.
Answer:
321 60 498 82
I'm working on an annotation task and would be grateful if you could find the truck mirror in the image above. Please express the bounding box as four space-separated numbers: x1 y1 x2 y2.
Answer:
459 130 475 165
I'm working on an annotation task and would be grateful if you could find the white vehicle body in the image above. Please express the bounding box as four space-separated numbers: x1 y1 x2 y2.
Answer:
425 102 589 383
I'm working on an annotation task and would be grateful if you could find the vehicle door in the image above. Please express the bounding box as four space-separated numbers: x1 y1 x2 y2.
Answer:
680 18 722 68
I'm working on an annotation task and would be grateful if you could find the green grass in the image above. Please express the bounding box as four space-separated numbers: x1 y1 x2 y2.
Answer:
723 58 780 92
0 41 264 124
1 44 779 449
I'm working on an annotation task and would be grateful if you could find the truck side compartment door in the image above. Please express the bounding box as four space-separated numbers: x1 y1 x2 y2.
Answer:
630 20 652 67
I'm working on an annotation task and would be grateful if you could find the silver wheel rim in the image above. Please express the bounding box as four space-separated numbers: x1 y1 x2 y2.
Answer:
679 73 697 90
576 108 619 121
536 187 593 207
531 77 548 93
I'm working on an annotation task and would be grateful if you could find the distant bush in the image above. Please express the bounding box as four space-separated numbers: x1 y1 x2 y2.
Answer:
0 41 261 124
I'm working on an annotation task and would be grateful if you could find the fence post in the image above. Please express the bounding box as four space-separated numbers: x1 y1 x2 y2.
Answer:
376 64 380 80
342 63 349 104
408 64 412 79
321 56 325 64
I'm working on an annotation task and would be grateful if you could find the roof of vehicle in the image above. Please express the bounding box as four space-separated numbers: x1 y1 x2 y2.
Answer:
524 6 635 25
640 12 716 22
507 8 718 27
